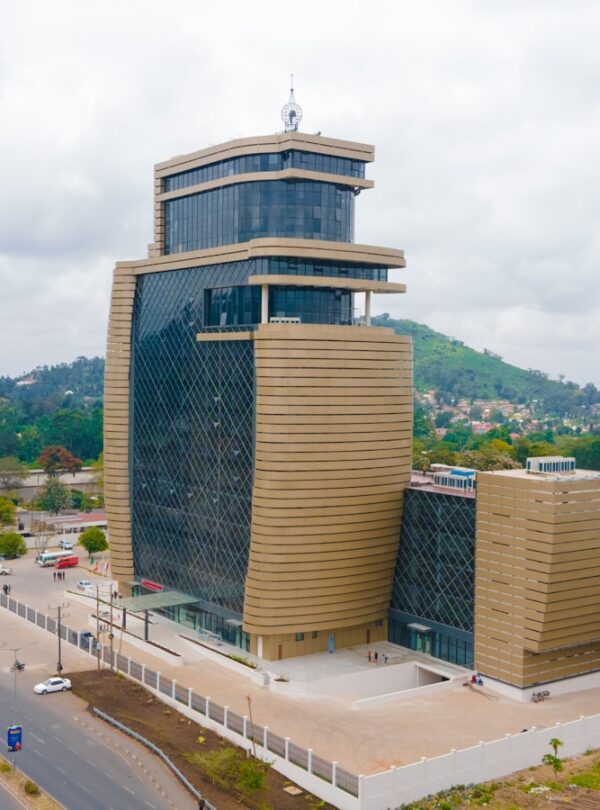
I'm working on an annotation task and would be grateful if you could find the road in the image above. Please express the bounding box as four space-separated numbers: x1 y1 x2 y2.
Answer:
0 669 197 810
0 781 27 809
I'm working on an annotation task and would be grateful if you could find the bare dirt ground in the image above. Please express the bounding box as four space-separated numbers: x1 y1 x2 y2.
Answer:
70 669 334 810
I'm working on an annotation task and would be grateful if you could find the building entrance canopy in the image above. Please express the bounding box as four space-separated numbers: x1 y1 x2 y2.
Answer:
117 591 198 613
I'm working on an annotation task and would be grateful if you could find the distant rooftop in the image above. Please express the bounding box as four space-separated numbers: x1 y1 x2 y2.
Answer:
485 457 600 483
409 468 476 498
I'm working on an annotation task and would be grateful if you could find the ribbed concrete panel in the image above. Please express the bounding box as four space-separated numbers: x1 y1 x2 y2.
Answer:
475 468 600 688
104 267 136 589
243 323 412 637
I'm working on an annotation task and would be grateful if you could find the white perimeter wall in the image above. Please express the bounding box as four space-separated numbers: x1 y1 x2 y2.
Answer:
361 713 600 809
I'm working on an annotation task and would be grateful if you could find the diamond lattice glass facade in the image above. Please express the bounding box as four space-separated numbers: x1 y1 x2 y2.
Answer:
389 488 476 666
131 267 255 616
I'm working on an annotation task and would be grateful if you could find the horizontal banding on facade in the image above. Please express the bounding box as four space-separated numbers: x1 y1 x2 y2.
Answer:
243 323 413 636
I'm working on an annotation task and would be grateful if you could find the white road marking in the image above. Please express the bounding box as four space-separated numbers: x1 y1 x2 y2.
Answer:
55 766 66 776
122 785 135 795
80 785 92 795
29 732 44 744
144 802 156 809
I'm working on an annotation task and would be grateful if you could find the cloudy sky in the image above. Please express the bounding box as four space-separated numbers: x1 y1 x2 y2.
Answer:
1 0 599 385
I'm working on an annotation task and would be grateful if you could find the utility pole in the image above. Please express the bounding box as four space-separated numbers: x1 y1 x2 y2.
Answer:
48 604 68 674
108 587 114 671
96 586 101 671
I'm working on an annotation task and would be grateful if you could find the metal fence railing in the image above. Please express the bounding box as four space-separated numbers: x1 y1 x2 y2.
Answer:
0 593 360 799
93 707 215 810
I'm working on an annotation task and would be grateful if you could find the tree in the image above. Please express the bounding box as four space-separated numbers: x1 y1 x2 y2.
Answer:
78 526 108 558
0 457 28 490
37 477 70 515
0 496 16 527
549 737 564 758
459 448 521 471
542 738 564 773
435 411 454 428
37 446 82 477
0 532 27 559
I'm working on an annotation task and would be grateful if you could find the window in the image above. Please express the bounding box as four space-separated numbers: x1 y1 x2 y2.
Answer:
295 633 304 642
375 619 384 628
311 631 318 639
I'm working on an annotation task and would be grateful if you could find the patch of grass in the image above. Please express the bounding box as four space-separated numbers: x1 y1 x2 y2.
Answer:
469 782 498 804
227 654 257 669
543 780 564 791
0 762 10 773
570 767 600 790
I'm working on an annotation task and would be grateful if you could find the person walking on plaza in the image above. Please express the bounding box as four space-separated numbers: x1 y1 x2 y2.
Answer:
374 651 379 663
53 571 56 582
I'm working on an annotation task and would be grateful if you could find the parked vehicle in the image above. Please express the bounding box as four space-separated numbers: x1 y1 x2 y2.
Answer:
55 555 79 570
58 539 74 550
77 580 92 590
80 630 95 643
33 677 72 695
0 565 12 575
37 550 74 567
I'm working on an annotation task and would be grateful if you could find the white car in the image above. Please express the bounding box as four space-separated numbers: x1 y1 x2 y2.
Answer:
59 539 74 550
33 677 72 695
77 580 92 591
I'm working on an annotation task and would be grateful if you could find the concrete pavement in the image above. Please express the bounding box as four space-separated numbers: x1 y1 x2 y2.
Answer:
7 552 600 775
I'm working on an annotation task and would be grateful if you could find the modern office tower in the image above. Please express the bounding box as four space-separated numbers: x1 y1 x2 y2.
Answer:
389 469 476 666
475 461 600 688
105 113 413 658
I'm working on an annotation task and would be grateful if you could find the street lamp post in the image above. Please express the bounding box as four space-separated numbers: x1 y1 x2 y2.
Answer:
2 643 36 772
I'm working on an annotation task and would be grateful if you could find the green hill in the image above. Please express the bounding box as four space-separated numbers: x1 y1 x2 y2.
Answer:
372 314 599 417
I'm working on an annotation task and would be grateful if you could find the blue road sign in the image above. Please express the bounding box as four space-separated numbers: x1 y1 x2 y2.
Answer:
7 725 22 752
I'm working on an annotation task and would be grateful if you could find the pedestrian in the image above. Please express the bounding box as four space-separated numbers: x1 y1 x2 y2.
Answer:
383 654 388 664
374 651 379 663
53 571 56 582
368 650 372 663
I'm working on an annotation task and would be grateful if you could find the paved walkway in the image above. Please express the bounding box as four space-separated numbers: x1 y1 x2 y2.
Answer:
7 554 600 775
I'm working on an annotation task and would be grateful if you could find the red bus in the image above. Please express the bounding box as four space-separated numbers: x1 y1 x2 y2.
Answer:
55 555 79 569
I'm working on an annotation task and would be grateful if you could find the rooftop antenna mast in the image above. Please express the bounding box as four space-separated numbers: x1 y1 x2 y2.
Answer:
281 74 303 132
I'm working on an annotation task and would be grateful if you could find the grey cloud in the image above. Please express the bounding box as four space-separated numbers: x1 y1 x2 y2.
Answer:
1 0 599 386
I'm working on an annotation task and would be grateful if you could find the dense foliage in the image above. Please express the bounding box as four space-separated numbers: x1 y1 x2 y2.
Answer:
373 314 600 417
0 532 27 559
78 526 108 558
0 357 103 463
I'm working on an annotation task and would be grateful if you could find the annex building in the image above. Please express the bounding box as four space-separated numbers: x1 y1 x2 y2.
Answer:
105 94 413 661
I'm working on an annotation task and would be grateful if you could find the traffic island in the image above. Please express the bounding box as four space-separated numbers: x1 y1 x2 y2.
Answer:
70 669 334 810
0 756 63 809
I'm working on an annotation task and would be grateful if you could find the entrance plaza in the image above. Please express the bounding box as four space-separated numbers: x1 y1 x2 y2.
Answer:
6 554 600 775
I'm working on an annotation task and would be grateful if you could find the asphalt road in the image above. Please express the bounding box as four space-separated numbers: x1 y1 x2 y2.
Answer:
0 671 196 810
